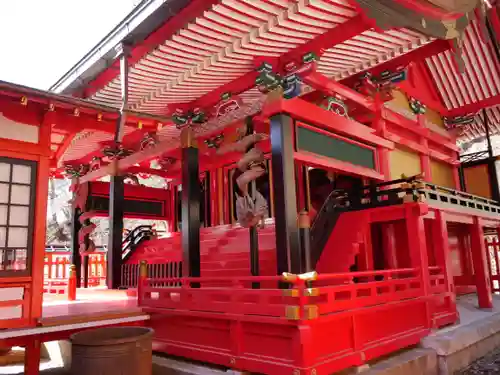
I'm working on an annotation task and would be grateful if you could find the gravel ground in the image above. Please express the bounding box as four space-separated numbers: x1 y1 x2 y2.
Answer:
457 347 500 374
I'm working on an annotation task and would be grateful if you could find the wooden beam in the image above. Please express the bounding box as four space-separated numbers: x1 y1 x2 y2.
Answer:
262 97 393 149
447 95 500 116
279 15 370 66
302 71 376 111
79 137 180 183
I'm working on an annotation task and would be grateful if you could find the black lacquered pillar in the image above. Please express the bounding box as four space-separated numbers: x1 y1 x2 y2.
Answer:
181 128 201 286
107 171 124 289
270 113 302 275
70 206 82 288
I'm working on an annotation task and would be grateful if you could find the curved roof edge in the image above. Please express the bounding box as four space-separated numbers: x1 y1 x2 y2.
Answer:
49 0 190 95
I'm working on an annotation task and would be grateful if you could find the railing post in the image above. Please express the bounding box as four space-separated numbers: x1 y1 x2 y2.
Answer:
137 260 148 306
405 204 432 329
299 211 311 273
68 265 77 301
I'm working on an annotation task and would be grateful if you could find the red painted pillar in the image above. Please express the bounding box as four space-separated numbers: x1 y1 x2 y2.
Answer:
417 115 432 182
358 227 374 272
434 211 456 300
24 339 41 375
471 217 493 309
382 224 398 269
209 170 218 226
405 203 431 328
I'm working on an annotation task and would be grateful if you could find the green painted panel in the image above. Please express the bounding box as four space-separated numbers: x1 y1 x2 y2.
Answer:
296 126 375 169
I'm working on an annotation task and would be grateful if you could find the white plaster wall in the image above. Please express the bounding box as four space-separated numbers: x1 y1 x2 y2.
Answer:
0 113 39 143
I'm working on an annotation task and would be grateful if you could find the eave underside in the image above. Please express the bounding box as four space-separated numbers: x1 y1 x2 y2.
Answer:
47 0 500 168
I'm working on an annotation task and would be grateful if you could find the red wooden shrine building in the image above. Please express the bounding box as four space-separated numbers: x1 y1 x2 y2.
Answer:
1 0 500 374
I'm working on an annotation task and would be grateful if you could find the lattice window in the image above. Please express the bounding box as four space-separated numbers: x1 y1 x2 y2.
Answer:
0 158 36 275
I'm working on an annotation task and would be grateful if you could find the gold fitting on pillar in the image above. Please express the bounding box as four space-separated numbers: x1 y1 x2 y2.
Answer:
298 210 311 229
298 271 318 281
69 264 76 276
110 160 120 176
303 305 319 320
20 96 28 106
285 305 300 320
304 288 320 297
139 260 148 277
282 272 298 283
180 127 197 148
283 289 300 297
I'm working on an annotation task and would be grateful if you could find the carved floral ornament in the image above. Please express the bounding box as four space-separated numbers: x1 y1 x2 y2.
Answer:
321 96 350 118
409 97 427 115
354 66 408 100
64 163 89 178
254 52 318 99
444 114 476 130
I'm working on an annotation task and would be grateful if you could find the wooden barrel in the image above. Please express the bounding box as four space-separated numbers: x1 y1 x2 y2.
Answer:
70 327 153 375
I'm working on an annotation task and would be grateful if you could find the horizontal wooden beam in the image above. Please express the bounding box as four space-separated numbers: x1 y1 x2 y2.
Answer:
447 95 500 117
302 71 375 111
294 151 384 181
262 98 393 149
79 137 180 183
279 15 370 67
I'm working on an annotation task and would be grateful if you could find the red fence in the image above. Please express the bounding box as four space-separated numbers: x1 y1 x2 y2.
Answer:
121 261 182 289
137 263 453 375
44 252 106 294
486 237 500 293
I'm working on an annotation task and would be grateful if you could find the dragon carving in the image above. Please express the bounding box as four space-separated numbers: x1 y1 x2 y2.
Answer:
78 211 97 254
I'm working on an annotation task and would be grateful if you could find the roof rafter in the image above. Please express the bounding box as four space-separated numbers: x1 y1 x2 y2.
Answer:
448 95 500 116
163 14 372 114
84 0 221 98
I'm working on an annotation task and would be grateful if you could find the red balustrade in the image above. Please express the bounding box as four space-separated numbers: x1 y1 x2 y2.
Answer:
139 265 436 375
43 252 106 297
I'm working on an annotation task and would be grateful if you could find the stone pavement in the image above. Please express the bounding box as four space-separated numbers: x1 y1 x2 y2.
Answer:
457 346 500 375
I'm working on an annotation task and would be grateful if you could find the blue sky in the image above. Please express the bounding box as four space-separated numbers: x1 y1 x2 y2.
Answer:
0 0 138 90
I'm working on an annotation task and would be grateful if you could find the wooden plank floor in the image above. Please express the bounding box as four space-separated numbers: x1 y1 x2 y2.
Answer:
40 289 144 327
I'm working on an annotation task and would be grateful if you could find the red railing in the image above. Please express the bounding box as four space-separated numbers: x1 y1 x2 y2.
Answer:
429 266 446 294
44 252 106 291
486 237 500 293
140 274 296 318
121 261 182 289
309 269 423 315
137 265 428 320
